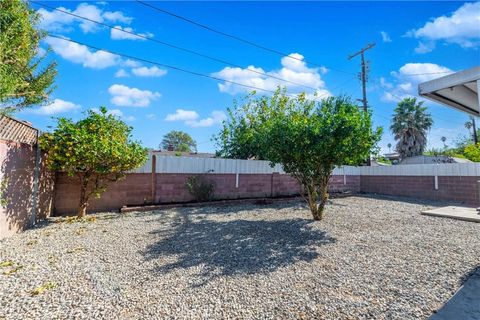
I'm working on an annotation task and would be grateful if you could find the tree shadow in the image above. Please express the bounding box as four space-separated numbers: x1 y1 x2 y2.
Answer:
0 141 54 236
143 211 335 285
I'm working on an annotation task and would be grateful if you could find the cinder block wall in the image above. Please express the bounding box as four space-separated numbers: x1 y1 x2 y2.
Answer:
360 175 479 206
0 140 54 238
53 172 360 215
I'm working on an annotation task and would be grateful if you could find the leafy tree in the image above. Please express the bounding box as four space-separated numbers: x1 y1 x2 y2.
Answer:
215 93 268 159
390 98 433 159
40 107 148 217
464 143 480 162
217 89 382 220
161 130 197 152
0 0 57 114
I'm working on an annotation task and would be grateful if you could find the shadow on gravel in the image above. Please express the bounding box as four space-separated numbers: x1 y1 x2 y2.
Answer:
143 214 335 284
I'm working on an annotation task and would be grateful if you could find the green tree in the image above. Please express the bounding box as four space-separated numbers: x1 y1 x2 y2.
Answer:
0 0 57 114
161 130 197 152
40 107 148 217
390 98 433 159
464 143 480 162
217 89 382 220
215 93 268 159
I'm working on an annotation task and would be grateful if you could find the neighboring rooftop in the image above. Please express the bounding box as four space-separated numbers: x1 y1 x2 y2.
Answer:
418 66 480 117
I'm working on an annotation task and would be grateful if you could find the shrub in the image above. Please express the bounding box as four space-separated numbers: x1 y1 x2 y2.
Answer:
185 175 215 202
464 143 480 162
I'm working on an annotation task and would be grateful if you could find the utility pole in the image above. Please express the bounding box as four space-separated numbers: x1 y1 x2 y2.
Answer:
348 43 376 112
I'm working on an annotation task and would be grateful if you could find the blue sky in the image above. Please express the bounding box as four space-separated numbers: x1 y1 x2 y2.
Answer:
17 1 480 153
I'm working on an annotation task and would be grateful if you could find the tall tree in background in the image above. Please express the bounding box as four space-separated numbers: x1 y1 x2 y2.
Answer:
218 89 382 220
390 98 433 159
215 93 272 160
465 116 478 144
0 0 57 114
161 130 197 152
40 107 148 217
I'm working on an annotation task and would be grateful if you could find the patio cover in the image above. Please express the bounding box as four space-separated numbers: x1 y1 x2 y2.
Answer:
418 66 480 117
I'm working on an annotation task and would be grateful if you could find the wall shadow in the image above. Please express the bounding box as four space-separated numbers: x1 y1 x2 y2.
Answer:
0 141 54 236
143 212 335 285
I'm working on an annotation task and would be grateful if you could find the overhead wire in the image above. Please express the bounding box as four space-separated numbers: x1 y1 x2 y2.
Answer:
134 0 356 76
31 1 331 93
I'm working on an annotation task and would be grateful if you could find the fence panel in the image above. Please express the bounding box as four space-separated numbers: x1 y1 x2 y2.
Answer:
131 153 480 176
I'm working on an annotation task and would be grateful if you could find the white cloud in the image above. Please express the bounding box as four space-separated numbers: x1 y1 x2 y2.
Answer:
31 99 80 115
106 109 136 121
74 3 104 33
211 53 330 98
103 11 133 24
381 63 453 102
108 84 160 107
38 7 75 32
414 41 436 54
165 109 226 127
45 37 120 69
407 2 480 51
91 108 135 121
165 109 199 122
380 31 392 43
38 3 133 34
115 69 129 78
111 25 153 40
186 111 227 128
146 114 156 120
395 63 453 83
131 66 167 77
123 59 142 68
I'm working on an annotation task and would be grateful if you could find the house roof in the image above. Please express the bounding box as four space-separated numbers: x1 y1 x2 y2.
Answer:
418 66 480 117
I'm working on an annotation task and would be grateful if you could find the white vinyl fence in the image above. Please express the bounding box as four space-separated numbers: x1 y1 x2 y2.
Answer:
132 154 480 177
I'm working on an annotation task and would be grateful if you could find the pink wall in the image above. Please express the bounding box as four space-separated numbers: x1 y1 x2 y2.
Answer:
361 175 479 206
0 140 54 238
53 172 360 215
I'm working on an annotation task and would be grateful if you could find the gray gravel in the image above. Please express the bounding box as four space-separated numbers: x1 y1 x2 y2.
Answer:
0 195 479 319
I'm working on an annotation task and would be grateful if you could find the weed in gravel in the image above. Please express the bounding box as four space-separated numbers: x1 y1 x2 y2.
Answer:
30 282 57 296
66 247 86 254
0 261 13 268
27 240 38 246
3 265 23 275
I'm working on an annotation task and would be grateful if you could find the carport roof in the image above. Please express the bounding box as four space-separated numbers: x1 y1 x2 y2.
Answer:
418 66 480 117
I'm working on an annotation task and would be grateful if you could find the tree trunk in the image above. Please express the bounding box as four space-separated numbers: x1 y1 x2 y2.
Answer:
77 175 89 218
306 178 329 221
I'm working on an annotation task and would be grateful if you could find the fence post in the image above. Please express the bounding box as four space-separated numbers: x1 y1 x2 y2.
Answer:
151 155 156 203
30 130 41 227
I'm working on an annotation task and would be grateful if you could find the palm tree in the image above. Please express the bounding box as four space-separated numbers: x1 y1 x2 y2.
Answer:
465 116 478 144
441 136 447 148
390 98 433 159
387 143 392 152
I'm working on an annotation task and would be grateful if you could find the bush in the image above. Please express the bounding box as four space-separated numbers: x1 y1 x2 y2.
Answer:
185 175 215 202
464 143 480 162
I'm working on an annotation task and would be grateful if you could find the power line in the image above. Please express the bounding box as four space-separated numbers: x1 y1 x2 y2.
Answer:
31 1 325 92
46 34 283 94
46 35 346 102
135 0 355 76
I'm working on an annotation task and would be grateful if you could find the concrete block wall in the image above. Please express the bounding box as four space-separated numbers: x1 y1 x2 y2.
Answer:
0 140 54 238
360 175 479 206
53 172 360 215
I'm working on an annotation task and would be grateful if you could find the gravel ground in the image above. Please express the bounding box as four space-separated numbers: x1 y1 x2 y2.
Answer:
1 195 479 320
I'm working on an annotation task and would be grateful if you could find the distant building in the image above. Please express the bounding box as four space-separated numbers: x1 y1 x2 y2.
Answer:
150 150 216 158
399 155 472 165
